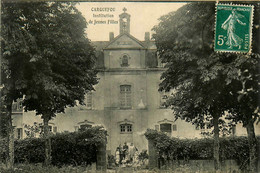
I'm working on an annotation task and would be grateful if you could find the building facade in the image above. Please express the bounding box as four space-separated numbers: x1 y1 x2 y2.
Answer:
11 10 259 155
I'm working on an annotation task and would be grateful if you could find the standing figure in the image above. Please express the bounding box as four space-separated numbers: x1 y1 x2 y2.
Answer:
119 144 123 164
221 9 246 49
129 143 137 162
123 142 129 160
115 147 120 166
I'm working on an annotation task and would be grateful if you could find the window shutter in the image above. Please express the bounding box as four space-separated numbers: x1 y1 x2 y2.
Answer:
17 128 23 139
53 126 57 133
120 85 131 108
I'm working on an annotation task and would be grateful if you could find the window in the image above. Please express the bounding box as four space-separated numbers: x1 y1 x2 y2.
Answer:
201 123 211 133
86 92 92 109
80 124 92 131
160 123 172 133
12 99 23 112
120 85 131 108
18 101 23 110
121 55 129 67
120 124 132 133
40 125 53 133
17 128 23 139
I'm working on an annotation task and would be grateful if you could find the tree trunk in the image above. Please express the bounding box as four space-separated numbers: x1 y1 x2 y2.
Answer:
213 115 220 172
246 120 258 172
6 99 14 169
43 116 51 166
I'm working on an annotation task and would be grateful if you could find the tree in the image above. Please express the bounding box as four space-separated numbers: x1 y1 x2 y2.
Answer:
1 1 33 168
1 2 98 167
153 2 259 172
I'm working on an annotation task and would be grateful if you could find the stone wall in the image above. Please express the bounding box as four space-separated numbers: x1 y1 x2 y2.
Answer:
148 138 240 172
158 159 239 172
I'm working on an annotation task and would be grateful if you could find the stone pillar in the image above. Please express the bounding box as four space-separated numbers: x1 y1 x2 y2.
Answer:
148 139 158 169
96 143 107 172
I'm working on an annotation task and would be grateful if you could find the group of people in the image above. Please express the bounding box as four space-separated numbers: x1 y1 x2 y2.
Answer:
115 142 138 166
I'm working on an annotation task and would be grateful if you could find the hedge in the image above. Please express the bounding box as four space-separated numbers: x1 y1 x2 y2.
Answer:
0 126 107 166
145 129 259 169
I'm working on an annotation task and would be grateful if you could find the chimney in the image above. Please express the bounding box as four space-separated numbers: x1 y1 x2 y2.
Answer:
109 32 114 41
145 32 150 42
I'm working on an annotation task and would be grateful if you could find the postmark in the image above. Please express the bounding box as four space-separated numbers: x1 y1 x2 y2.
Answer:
214 4 254 53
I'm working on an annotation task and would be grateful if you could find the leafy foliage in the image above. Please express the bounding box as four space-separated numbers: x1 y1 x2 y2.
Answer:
145 129 258 170
0 126 107 166
51 126 107 166
15 138 45 164
1 1 98 118
153 1 260 131
153 3 260 170
0 138 7 162
138 150 149 161
23 123 42 138
1 2 99 166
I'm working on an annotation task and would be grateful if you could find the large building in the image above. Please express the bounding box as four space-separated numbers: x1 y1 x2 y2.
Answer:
11 9 259 154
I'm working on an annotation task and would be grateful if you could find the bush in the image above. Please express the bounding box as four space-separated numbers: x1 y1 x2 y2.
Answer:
138 150 149 161
0 126 107 166
0 138 7 163
15 138 45 164
145 129 259 169
51 126 107 166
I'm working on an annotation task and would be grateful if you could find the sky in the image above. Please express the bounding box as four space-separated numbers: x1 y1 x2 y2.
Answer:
76 2 186 41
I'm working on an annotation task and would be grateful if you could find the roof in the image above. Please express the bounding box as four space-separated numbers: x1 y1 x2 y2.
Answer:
92 34 156 51
104 33 146 49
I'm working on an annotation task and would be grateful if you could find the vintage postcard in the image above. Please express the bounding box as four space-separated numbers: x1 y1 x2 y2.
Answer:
1 1 259 172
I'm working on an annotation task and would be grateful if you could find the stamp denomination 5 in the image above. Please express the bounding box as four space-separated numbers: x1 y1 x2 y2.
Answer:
215 4 254 53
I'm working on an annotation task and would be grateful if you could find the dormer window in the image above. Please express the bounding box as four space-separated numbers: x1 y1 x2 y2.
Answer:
121 54 130 67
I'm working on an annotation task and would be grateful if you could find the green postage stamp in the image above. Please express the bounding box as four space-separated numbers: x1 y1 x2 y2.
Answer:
215 4 254 53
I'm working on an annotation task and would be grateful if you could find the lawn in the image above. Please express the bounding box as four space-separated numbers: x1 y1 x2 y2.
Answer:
0 164 239 173
0 164 90 173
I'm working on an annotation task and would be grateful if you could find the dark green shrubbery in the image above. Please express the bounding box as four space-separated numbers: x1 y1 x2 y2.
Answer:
145 129 259 169
0 126 107 166
0 138 7 162
138 150 149 161
15 138 45 163
51 126 107 166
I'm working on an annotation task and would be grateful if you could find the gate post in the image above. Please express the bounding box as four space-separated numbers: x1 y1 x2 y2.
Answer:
96 142 107 172
148 139 158 169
